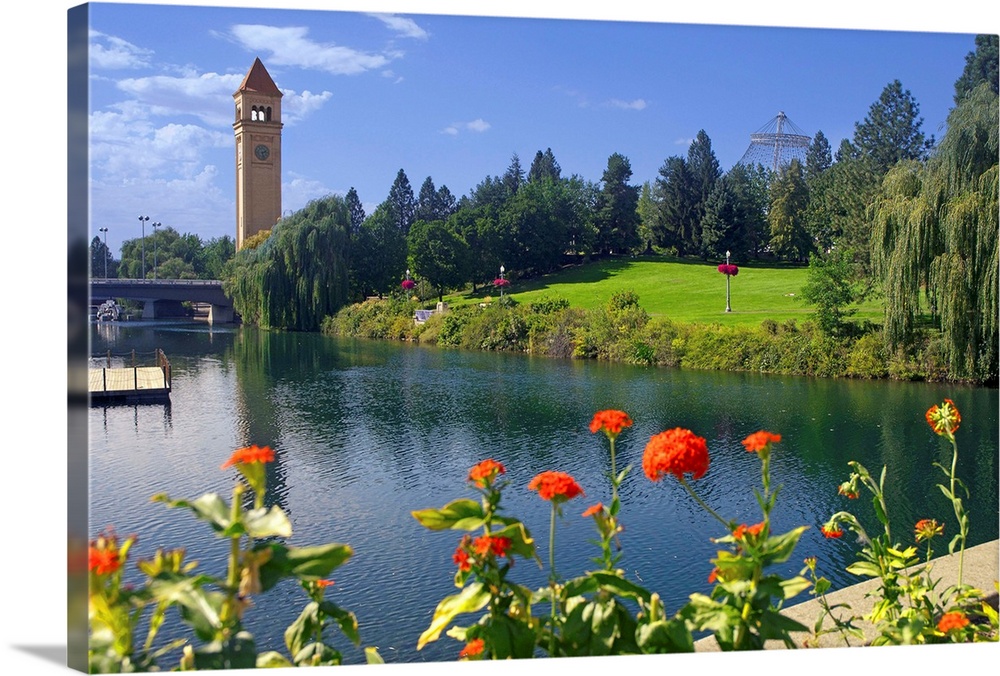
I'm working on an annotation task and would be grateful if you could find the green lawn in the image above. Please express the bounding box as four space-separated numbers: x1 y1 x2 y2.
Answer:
443 255 883 327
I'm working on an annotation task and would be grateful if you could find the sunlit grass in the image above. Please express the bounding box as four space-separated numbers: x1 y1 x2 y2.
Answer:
443 254 883 326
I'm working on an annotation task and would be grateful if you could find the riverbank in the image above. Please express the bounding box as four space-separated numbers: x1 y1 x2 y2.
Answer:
321 294 996 386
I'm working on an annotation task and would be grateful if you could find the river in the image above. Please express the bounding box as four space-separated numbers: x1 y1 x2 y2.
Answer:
88 319 998 665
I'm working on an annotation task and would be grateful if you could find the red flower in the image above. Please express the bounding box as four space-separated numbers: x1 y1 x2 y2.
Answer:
582 502 604 518
459 638 485 658
88 547 120 575
708 567 720 583
837 483 859 499
821 524 844 539
221 444 275 469
717 263 739 276
492 278 510 287
468 459 506 487
528 471 584 503
926 399 961 437
401 279 416 290
473 535 511 558
741 431 781 453
642 428 710 482
589 410 633 436
937 611 969 633
453 546 472 572
315 579 335 589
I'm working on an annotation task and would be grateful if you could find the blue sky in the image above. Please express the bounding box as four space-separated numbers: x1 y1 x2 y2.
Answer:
79 1 995 257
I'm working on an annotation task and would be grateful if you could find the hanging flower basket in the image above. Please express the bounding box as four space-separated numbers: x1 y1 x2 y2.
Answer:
401 279 416 290
717 264 739 277
493 278 510 287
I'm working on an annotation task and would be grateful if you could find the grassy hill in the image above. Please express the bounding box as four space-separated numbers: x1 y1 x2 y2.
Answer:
443 255 883 327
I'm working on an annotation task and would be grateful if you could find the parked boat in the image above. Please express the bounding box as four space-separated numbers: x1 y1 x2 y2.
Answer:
96 299 122 322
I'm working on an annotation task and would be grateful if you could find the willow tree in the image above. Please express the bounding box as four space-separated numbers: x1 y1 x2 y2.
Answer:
225 195 352 331
871 83 998 381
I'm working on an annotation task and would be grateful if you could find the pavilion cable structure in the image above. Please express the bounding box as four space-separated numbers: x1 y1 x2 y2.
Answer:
737 111 812 172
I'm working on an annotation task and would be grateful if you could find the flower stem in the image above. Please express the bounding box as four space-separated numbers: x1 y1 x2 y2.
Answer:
548 502 558 656
679 478 729 529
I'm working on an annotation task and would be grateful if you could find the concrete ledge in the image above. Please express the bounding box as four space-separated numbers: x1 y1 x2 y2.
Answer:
694 539 999 651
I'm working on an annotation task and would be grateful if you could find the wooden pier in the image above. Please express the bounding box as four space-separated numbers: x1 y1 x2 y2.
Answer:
89 349 171 404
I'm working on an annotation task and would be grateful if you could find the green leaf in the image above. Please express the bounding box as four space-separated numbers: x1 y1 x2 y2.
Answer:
780 575 813 600
147 575 223 642
846 561 882 578
154 493 234 536
318 600 361 645
243 506 293 539
760 526 808 565
813 577 831 596
417 582 490 650
364 646 385 664
256 650 293 668
758 608 810 642
411 499 485 531
257 543 354 592
636 618 695 654
591 571 652 603
489 519 539 562
192 632 257 671
284 602 319 658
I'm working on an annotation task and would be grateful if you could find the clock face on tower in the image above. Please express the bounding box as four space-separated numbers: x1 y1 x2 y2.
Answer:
254 144 270 161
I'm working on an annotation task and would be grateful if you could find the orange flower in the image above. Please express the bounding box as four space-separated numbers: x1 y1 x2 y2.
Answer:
221 444 275 469
733 522 765 539
915 518 944 543
741 431 781 453
926 399 961 437
589 410 633 436
88 547 120 575
582 502 604 518
937 611 969 633
528 471 584 502
642 428 709 481
314 579 335 589
821 524 844 539
459 638 485 658
468 459 506 486
708 567 720 583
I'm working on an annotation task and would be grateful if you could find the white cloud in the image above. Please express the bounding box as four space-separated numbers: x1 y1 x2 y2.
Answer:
283 173 338 213
228 25 394 75
675 137 694 147
282 89 335 125
89 30 153 69
607 98 647 111
368 13 430 40
116 71 245 126
443 118 491 135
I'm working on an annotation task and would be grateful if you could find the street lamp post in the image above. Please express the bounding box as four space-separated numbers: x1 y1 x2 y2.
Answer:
138 215 149 278
725 250 732 313
98 227 108 278
499 265 505 300
152 222 161 279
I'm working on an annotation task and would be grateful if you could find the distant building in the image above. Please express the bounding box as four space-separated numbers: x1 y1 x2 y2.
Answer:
234 58 283 250
737 111 811 172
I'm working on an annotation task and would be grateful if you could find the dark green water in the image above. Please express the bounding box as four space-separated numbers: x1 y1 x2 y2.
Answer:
88 320 998 664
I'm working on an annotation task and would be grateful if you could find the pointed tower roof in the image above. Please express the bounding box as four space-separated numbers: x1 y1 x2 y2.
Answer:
235 57 282 97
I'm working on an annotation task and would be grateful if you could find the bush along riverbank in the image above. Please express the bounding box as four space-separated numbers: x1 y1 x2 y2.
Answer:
320 290 989 385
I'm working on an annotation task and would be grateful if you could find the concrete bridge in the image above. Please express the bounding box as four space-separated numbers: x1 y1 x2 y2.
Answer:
90 278 236 324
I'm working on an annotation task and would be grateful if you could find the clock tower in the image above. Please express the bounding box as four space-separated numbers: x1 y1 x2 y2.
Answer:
233 57 283 250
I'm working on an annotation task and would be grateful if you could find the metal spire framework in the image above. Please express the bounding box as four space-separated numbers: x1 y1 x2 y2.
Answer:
737 111 811 172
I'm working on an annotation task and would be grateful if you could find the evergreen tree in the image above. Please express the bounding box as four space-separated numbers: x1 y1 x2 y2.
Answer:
345 187 366 237
408 219 472 302
651 155 697 255
416 176 439 223
387 168 416 236
954 34 998 103
90 235 118 278
701 163 769 259
528 147 562 183
636 181 657 254
353 202 408 298
594 152 641 255
768 159 811 261
502 153 525 198
852 79 935 174
686 130 722 254
805 130 832 181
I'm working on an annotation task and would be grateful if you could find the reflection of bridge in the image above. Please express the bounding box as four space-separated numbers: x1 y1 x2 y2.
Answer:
90 279 236 324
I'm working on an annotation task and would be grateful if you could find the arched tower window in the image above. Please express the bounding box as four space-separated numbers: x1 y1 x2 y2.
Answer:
236 105 241 122
265 106 272 122
251 106 259 121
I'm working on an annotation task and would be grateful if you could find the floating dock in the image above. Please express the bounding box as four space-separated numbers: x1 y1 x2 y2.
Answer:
89 349 171 404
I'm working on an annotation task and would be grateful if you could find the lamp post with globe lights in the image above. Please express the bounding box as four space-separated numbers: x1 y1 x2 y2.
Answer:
138 215 149 278
152 222 161 279
98 227 109 278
